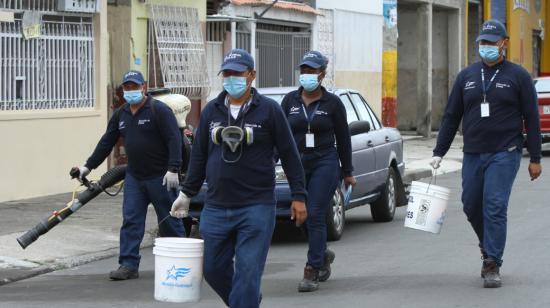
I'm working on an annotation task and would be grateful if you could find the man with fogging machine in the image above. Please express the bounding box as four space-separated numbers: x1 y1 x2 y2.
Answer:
75 70 186 280
431 20 542 288
170 49 307 307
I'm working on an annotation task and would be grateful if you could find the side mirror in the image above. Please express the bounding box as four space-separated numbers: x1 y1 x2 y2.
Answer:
349 121 371 136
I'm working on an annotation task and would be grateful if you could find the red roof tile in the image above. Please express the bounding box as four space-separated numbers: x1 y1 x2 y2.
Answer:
231 0 321 15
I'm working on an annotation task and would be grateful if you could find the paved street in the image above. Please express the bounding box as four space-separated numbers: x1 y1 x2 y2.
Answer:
1 155 548 308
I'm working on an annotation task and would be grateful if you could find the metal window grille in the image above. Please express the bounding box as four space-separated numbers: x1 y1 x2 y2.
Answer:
148 5 210 99
206 21 225 42
236 23 250 53
205 21 225 99
1 0 58 12
0 14 95 111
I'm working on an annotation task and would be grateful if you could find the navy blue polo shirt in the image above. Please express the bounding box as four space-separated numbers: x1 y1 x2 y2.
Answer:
280 87 353 177
85 96 182 179
434 59 541 163
181 89 307 207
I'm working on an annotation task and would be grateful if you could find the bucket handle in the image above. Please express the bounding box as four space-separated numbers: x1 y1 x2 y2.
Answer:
426 168 438 193
158 214 198 228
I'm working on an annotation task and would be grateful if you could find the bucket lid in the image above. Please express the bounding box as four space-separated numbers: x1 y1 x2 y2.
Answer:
410 181 450 196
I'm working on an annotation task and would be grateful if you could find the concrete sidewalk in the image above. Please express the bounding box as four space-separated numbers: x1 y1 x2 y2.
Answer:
0 133 464 286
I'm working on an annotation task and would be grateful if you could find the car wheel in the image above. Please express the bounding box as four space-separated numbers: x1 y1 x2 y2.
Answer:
326 185 345 241
371 167 397 222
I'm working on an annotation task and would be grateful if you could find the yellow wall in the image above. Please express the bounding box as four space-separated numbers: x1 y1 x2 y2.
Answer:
335 71 383 117
506 0 546 74
0 0 109 202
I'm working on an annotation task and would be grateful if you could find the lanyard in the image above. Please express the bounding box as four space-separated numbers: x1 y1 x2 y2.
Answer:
481 68 499 102
301 103 320 133
225 96 252 126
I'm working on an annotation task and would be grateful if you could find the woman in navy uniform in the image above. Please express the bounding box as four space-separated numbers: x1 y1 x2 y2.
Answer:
281 51 356 292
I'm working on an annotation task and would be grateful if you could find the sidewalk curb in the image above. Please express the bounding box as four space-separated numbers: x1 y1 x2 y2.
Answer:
0 232 156 286
402 169 433 184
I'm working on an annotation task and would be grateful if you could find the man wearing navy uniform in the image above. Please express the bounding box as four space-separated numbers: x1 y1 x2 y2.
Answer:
171 49 307 307
76 70 186 280
431 20 542 288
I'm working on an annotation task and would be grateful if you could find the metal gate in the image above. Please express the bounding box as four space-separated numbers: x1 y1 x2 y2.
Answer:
0 14 95 111
257 30 310 88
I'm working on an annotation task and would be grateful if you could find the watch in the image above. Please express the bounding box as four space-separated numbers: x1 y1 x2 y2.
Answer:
168 167 179 173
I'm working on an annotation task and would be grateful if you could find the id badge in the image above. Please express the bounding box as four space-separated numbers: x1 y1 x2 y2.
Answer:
305 133 315 148
481 102 490 118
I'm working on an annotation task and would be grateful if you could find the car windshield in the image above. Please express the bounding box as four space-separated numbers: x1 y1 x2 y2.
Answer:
535 79 550 93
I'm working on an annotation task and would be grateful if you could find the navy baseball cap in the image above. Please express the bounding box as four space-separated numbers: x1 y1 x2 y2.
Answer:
476 19 508 42
220 49 254 73
300 50 327 69
122 70 145 85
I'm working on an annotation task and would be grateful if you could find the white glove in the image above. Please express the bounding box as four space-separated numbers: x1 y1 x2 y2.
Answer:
429 156 442 169
162 171 180 191
78 166 90 181
170 191 190 218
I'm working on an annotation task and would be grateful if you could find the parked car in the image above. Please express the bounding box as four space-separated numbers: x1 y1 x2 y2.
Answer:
534 77 550 143
188 87 407 241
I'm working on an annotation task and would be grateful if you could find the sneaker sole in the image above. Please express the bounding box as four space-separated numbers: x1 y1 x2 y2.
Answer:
109 274 139 281
483 281 501 288
298 285 319 292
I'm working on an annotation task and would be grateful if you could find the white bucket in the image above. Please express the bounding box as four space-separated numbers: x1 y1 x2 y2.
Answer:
404 181 451 234
153 237 204 303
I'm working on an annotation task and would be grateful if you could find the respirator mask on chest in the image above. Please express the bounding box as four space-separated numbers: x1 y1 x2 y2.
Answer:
211 100 254 163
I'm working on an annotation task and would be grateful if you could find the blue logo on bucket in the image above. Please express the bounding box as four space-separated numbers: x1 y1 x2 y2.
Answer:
436 210 447 225
165 265 190 281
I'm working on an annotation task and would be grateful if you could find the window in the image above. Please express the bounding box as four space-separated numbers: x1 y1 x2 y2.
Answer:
350 93 375 129
350 93 381 130
0 14 95 111
339 94 359 123
148 5 210 99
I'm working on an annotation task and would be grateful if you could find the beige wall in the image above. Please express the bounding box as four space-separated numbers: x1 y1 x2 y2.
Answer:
107 4 132 86
0 0 109 202
334 71 383 117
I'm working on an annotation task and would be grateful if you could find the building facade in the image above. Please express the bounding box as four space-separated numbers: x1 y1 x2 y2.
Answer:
0 0 109 202
396 0 467 136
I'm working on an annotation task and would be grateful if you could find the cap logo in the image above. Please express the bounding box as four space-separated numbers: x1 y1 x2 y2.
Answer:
225 53 242 61
125 71 139 77
304 53 317 59
483 24 497 31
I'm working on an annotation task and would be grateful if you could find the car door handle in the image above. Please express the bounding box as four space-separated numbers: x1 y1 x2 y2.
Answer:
385 136 390 143
367 140 374 147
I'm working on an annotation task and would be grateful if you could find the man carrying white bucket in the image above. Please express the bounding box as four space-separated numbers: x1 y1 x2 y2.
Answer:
170 49 308 307
431 20 542 288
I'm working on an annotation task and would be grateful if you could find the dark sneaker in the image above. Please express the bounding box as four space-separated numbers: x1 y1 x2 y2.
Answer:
298 265 319 292
482 259 501 288
318 249 336 282
109 265 139 280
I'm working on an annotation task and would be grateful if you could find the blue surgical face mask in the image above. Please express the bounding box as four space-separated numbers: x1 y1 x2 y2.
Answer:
479 44 500 62
299 74 320 92
123 90 144 105
223 76 248 98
